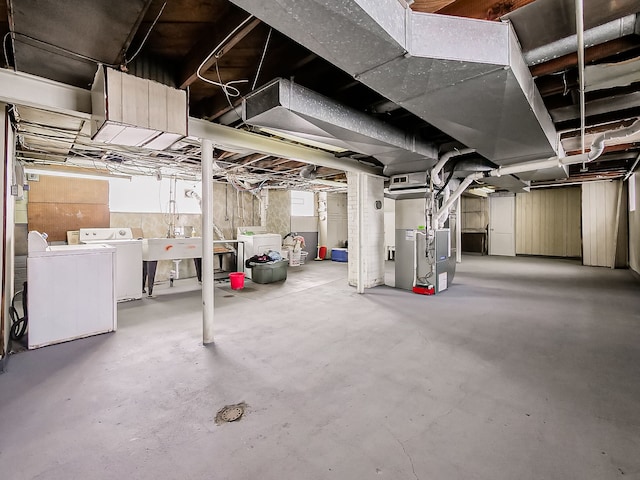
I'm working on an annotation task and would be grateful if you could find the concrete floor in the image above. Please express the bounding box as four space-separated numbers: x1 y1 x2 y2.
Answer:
1 256 639 479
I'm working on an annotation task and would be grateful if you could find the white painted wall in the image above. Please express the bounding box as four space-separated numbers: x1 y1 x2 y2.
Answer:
628 173 640 274
582 180 628 267
347 173 384 288
290 216 318 232
290 190 314 217
516 187 581 257
109 176 202 214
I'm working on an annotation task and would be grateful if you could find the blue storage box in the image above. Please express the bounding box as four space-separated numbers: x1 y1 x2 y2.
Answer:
331 248 348 262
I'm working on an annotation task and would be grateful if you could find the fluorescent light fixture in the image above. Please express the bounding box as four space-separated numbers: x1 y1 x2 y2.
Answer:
466 186 494 197
145 132 184 150
92 122 182 150
24 166 132 181
258 127 349 154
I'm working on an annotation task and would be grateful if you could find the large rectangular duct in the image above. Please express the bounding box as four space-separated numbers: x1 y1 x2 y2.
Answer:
230 0 566 181
91 66 188 150
243 78 438 173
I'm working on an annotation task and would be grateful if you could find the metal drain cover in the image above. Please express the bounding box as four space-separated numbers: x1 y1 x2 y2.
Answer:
216 403 246 424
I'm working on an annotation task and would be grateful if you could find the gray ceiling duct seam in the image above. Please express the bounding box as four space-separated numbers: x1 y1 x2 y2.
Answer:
230 0 563 180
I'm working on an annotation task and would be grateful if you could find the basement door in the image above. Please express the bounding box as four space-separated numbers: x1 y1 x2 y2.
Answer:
489 194 516 256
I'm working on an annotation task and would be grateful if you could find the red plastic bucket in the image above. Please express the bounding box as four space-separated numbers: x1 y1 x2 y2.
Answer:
318 246 327 260
229 272 245 290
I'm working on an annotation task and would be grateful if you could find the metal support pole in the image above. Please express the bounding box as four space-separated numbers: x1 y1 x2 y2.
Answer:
202 139 215 344
576 0 586 161
357 173 365 294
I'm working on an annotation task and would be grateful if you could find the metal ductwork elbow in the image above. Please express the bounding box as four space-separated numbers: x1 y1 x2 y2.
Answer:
300 164 318 179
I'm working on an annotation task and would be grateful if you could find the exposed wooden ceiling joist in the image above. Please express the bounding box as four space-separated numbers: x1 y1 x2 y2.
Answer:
178 15 261 88
410 1 457 13
431 0 536 20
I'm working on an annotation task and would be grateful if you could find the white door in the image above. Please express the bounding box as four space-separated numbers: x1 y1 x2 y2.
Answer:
489 194 516 256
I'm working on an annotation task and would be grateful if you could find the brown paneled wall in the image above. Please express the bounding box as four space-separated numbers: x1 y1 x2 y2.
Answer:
27 176 109 242
516 187 582 258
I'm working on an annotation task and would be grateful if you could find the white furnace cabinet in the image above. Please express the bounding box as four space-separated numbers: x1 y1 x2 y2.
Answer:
27 243 117 349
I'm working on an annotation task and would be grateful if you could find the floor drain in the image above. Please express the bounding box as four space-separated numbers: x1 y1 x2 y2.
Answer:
216 403 246 424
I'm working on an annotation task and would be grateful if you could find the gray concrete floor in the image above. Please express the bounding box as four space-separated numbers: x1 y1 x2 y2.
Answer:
1 256 639 480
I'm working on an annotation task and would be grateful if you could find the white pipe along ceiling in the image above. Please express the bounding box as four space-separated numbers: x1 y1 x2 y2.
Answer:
435 118 640 223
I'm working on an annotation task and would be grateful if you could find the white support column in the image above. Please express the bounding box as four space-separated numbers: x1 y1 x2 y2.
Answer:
1 103 15 365
201 139 215 344
456 195 462 263
357 173 365 294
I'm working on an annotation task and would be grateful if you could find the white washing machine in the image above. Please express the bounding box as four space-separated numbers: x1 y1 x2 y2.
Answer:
237 233 282 279
80 228 143 301
27 231 117 349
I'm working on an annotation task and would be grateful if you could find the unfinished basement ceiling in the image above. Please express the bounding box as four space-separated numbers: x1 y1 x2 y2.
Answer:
3 0 640 189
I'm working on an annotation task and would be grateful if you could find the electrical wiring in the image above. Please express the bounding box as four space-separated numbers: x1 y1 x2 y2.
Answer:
196 14 255 98
214 60 245 110
124 1 167 65
3 32 14 71
251 27 273 91
436 166 457 196
14 111 345 191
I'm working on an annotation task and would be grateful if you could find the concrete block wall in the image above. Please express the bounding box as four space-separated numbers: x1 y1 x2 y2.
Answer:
265 189 291 237
347 173 385 289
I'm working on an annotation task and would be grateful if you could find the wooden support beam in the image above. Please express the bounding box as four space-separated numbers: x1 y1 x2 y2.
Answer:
315 166 344 177
410 1 457 13
434 0 536 20
178 16 261 89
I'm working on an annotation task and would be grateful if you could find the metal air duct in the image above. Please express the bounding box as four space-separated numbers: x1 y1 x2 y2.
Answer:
243 78 438 173
230 0 562 180
91 66 188 150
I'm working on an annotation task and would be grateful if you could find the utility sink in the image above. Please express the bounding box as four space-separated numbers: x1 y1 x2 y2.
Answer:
142 237 202 261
